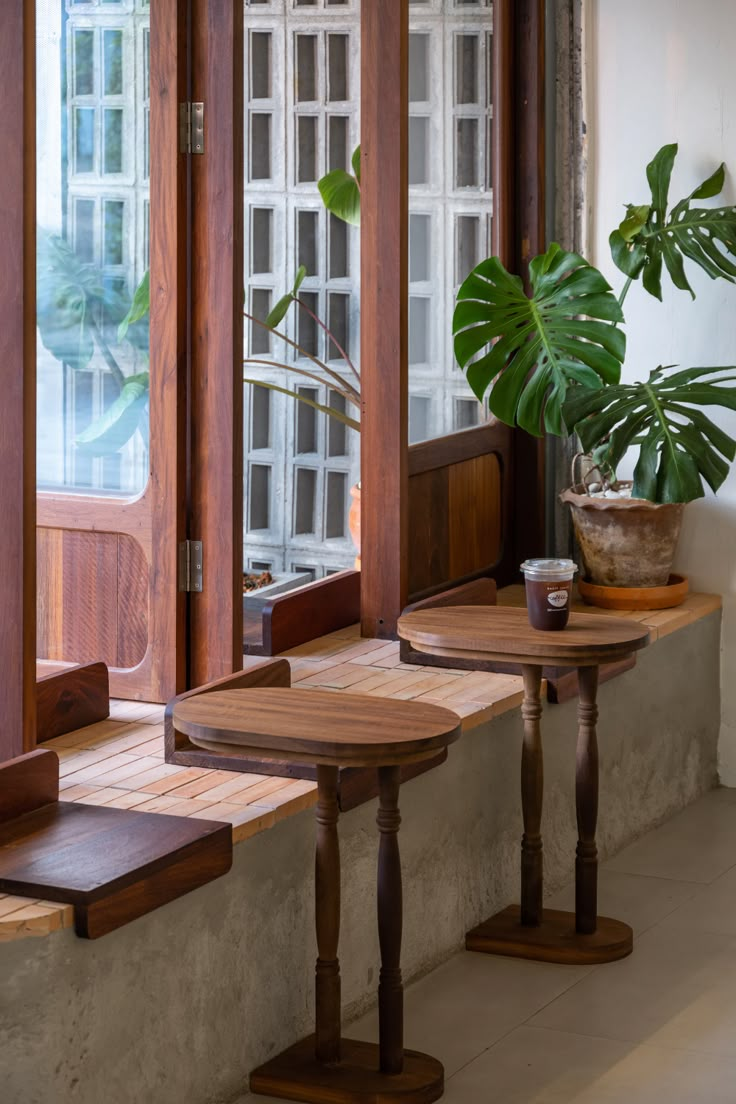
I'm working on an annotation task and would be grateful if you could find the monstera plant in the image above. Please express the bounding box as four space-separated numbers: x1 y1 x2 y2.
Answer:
453 144 736 597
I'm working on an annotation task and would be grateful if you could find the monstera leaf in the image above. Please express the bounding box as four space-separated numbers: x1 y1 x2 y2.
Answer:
75 372 150 457
318 145 361 226
452 243 626 437
37 233 105 371
610 143 736 300
563 365 736 503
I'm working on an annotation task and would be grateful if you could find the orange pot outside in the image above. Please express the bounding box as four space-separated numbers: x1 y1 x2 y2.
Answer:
348 483 361 570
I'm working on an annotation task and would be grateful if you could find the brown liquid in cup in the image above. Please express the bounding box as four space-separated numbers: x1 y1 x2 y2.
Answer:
525 578 572 631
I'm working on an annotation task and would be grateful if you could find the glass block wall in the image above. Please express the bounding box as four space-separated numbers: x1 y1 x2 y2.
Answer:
37 0 151 496
408 0 493 444
243 0 362 579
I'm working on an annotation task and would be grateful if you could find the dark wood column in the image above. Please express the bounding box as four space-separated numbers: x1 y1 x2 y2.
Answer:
189 0 244 684
0 0 36 759
360 0 409 639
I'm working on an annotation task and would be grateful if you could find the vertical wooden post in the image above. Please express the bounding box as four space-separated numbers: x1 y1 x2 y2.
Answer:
512 0 546 562
0 0 36 760
576 664 600 934
315 764 341 1065
377 765 404 1075
360 0 409 639
520 664 544 926
148 0 189 700
189 0 244 685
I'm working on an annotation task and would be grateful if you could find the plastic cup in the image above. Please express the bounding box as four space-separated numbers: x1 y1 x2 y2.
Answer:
520 558 578 631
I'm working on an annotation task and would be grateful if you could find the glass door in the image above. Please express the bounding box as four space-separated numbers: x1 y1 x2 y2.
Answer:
35 0 186 701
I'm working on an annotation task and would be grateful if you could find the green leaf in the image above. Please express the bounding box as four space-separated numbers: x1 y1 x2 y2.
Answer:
618 204 651 242
563 364 736 502
318 168 361 226
610 144 736 298
266 293 296 329
117 270 150 343
292 265 307 297
75 372 150 456
243 378 360 432
351 144 361 183
452 244 625 437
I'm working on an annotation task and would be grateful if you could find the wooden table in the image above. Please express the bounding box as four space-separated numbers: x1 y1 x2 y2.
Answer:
174 687 461 1104
398 606 651 965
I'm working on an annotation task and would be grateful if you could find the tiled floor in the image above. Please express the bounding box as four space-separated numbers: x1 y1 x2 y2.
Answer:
249 787 736 1104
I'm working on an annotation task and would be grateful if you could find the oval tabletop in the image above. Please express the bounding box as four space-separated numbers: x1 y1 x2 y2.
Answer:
173 688 462 768
398 606 651 667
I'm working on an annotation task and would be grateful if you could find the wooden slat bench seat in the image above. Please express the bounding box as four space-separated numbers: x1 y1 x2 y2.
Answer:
0 749 231 938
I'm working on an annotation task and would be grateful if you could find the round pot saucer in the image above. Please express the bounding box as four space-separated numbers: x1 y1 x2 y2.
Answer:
578 573 689 611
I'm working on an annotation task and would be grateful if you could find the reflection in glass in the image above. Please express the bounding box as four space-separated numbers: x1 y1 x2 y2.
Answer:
37 1 150 495
408 1 494 443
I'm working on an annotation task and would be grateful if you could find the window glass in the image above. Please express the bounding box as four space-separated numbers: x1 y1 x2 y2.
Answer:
37 0 150 495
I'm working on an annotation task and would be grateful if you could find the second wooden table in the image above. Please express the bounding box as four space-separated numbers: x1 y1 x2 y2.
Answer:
398 606 651 965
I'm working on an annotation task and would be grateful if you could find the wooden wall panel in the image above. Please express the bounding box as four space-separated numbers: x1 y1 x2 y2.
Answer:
0 0 36 760
37 529 148 671
408 454 502 599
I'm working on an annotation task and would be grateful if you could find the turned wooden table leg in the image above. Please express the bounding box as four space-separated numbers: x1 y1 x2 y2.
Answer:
377 765 403 1075
576 666 600 935
520 665 544 927
315 764 341 1065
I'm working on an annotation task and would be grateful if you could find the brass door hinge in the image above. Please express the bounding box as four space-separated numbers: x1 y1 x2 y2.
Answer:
178 540 204 592
179 102 204 154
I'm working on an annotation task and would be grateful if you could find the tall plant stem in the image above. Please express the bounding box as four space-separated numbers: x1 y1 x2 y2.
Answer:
87 316 126 392
618 276 633 311
245 310 360 403
294 296 360 388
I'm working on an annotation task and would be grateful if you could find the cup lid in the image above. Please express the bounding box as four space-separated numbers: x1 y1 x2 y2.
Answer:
520 558 578 578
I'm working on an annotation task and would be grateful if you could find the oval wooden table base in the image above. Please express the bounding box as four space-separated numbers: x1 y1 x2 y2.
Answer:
174 689 460 1104
398 606 651 968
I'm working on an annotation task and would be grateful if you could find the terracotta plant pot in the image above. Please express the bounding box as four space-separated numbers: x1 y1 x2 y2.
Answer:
348 483 361 570
560 484 685 588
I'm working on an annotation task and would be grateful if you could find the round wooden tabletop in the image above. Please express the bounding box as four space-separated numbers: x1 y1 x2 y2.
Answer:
397 606 651 667
173 688 462 768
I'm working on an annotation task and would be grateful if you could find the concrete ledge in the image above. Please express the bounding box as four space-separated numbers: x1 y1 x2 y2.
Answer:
0 611 721 1104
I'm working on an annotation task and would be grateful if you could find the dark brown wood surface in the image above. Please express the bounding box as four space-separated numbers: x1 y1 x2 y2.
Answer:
0 800 232 939
253 571 361 656
189 0 244 686
250 1036 444 1104
36 662 109 744
174 688 461 768
360 0 409 640
0 749 59 824
377 765 404 1074
520 665 544 927
493 0 514 267
315 765 342 1065
466 905 633 966
399 607 651 666
0 0 36 760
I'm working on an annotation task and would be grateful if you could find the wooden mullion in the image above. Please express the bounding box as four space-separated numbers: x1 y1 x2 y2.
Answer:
0 0 36 759
189 0 245 685
148 0 189 699
511 0 546 565
492 0 514 268
360 0 409 639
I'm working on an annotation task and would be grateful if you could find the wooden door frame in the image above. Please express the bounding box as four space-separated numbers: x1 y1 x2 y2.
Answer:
360 0 546 638
188 0 245 686
0 0 37 759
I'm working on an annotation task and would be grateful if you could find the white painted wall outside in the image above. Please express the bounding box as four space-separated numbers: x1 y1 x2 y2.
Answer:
586 0 736 781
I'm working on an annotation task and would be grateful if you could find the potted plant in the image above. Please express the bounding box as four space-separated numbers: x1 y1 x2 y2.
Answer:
243 147 363 562
453 144 736 606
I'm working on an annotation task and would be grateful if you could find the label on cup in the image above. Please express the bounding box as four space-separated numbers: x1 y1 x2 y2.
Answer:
547 589 569 609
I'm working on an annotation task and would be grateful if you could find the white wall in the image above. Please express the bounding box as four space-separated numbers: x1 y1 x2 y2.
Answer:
587 0 736 782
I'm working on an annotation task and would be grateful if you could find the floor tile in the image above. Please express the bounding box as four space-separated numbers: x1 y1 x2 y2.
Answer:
603 792 736 884
658 861 736 937
442 1026 736 1104
529 922 736 1057
544 868 701 936
345 950 590 1077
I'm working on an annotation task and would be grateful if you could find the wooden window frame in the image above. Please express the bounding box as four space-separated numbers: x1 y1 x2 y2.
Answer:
361 0 547 638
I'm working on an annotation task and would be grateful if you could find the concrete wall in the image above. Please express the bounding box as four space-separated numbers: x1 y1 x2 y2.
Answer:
0 614 720 1104
585 0 736 780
